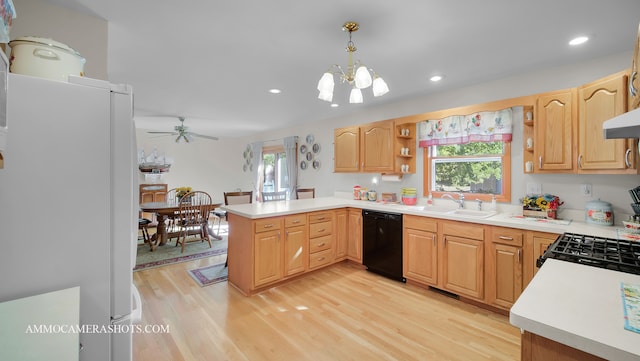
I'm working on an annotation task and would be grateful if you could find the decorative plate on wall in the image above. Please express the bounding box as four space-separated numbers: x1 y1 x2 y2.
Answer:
312 143 321 153
306 152 313 161
300 144 307 154
306 134 314 144
300 161 307 170
312 160 320 169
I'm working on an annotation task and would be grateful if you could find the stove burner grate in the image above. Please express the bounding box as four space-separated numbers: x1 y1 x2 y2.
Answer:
537 232 640 275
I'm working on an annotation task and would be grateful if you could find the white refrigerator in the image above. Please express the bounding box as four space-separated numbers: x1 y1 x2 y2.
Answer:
0 72 141 361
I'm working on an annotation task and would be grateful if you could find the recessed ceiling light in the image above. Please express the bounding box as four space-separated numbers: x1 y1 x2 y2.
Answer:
330 103 339 108
569 36 589 46
268 88 282 94
430 75 443 82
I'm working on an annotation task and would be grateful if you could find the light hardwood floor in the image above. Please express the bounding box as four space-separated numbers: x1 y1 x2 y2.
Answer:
133 256 520 361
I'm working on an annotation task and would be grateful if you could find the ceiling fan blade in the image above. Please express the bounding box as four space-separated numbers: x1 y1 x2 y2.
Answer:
191 133 219 141
148 131 178 135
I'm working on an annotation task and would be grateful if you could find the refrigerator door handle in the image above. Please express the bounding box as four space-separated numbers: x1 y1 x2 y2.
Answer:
111 284 143 325
131 284 142 324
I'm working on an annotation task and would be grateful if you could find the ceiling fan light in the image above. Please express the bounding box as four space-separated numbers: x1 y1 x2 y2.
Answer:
372 75 389 97
349 88 363 104
354 66 372 89
317 72 335 92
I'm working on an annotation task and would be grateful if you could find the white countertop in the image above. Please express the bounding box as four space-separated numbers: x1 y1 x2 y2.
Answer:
222 196 620 237
510 259 640 360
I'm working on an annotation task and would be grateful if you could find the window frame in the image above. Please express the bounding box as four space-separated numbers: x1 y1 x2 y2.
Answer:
261 144 288 194
424 141 512 203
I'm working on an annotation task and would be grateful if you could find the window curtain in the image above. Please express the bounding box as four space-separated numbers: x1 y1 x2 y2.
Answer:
250 141 263 202
283 136 298 199
417 107 514 147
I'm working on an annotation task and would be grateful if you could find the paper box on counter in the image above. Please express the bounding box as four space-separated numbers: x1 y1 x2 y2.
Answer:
522 194 562 219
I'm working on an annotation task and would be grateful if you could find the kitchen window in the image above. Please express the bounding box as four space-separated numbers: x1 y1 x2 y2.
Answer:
425 141 511 202
418 107 515 202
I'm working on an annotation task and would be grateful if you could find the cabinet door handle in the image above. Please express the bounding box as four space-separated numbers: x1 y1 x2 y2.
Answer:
517 248 522 264
578 154 583 169
317 217 325 220
277 231 281 241
285 230 289 239
317 257 325 261
630 70 638 97
264 224 274 228
443 236 447 248
499 236 514 241
625 148 632 168
538 156 542 170
318 228 326 232
432 234 436 246
317 242 325 247
292 220 300 224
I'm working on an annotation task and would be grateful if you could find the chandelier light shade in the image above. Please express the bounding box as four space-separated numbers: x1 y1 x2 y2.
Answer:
317 21 389 104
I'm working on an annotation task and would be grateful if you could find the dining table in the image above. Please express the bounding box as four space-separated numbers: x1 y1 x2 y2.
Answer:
140 200 223 251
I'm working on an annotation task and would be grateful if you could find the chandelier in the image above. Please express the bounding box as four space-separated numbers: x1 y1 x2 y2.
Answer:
317 21 389 104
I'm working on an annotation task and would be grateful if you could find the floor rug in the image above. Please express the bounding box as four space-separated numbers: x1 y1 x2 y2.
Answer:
188 263 228 287
134 234 227 271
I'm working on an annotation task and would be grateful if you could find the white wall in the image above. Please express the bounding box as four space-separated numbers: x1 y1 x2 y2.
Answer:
204 51 638 221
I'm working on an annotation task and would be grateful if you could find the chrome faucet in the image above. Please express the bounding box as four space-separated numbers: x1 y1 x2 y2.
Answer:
441 192 465 209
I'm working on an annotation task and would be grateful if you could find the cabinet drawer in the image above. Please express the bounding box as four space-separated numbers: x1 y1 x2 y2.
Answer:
309 234 333 253
254 218 282 233
285 214 307 227
309 248 334 269
490 226 523 246
309 211 333 224
404 214 437 232
441 221 484 240
309 221 332 238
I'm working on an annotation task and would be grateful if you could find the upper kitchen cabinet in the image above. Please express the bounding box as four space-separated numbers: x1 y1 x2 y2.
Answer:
578 71 637 173
334 120 394 173
530 71 638 174
534 89 576 173
334 126 360 172
629 22 640 111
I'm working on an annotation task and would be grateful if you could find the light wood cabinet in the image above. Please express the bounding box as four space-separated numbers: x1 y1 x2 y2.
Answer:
335 209 348 260
334 126 360 172
253 217 283 288
439 221 485 300
347 208 363 263
139 183 168 221
522 231 559 287
403 215 438 285
521 331 606 361
578 72 636 173
284 214 307 277
535 89 576 172
334 120 394 173
530 71 638 174
486 227 524 309
308 211 335 270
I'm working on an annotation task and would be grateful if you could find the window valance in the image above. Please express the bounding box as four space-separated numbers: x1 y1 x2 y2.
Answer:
417 107 514 147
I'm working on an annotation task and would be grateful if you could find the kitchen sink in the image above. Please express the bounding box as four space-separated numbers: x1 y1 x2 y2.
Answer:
445 209 497 219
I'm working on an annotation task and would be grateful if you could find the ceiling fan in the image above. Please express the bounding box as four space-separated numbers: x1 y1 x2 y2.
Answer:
147 116 219 143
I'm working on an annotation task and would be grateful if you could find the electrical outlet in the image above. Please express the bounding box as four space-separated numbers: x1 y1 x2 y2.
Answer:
526 182 542 195
581 184 592 196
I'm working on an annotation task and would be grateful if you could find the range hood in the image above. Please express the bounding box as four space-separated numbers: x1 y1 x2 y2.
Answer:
603 107 640 139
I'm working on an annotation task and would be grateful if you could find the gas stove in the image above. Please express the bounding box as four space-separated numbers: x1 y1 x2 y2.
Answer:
537 232 640 275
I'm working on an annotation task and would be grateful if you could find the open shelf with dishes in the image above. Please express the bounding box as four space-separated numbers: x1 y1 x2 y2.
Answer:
522 106 535 174
394 122 416 174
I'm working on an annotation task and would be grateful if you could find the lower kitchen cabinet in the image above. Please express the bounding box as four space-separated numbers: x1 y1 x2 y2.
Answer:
284 214 307 277
441 234 484 300
254 218 284 288
486 227 524 310
521 332 606 361
403 215 438 285
440 221 485 300
335 209 348 260
308 211 335 270
347 208 362 263
524 231 559 287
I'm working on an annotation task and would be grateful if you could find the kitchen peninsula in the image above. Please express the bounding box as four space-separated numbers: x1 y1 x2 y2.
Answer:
223 197 640 360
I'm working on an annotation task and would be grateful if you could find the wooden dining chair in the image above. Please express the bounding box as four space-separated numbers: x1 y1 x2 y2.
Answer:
176 190 214 253
262 191 287 202
296 187 315 199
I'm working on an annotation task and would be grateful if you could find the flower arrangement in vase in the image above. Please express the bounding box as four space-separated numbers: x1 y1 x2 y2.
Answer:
176 186 192 201
522 194 563 219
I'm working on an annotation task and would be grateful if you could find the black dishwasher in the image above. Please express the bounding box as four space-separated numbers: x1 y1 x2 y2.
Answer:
362 209 405 282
